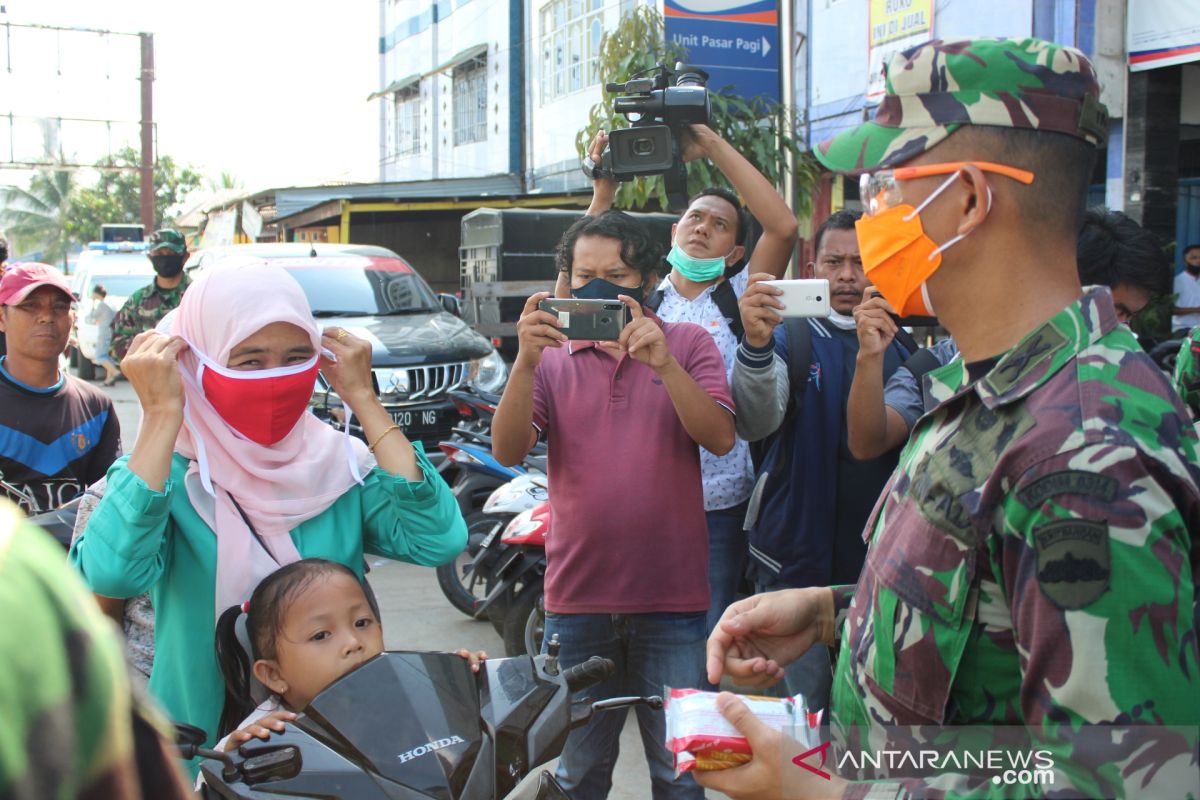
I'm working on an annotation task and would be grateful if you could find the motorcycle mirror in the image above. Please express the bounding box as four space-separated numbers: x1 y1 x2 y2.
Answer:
189 746 242 785
174 722 208 749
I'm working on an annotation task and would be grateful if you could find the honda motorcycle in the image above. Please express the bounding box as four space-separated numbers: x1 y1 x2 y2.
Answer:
187 641 660 799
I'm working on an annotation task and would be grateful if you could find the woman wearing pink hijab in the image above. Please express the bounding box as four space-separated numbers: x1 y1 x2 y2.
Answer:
69 259 466 761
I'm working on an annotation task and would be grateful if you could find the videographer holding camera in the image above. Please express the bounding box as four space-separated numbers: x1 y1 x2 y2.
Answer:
580 112 797 649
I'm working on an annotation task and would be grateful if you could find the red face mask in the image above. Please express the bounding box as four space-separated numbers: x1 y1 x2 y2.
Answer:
196 354 320 445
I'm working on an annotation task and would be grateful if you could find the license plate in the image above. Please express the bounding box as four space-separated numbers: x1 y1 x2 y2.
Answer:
389 408 442 429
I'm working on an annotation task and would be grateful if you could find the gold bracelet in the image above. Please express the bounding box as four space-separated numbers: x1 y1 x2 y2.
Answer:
368 424 402 454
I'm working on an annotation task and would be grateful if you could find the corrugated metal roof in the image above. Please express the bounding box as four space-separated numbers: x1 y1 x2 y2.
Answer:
274 174 524 218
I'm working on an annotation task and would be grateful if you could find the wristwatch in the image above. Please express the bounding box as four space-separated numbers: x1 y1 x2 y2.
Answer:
582 155 615 181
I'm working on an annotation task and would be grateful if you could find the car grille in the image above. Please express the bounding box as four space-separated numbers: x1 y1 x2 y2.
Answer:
374 362 470 403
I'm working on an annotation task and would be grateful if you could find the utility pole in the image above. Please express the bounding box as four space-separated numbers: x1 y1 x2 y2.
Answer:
139 33 155 231
779 0 796 276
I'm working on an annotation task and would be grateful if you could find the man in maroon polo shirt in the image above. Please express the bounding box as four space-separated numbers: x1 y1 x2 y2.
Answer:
493 210 735 799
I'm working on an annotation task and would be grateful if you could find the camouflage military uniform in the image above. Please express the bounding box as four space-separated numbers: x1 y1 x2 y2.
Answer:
816 39 1110 172
809 38 1200 797
0 501 190 798
1172 326 1200 419
826 290 1200 797
108 273 190 361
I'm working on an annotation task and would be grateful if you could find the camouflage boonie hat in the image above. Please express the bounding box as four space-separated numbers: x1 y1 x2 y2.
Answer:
815 37 1109 173
148 228 187 254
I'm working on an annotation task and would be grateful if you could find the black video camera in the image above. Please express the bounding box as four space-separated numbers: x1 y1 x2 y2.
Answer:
600 62 710 208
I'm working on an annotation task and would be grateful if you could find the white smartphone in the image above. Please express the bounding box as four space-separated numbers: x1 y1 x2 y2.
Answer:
762 279 830 318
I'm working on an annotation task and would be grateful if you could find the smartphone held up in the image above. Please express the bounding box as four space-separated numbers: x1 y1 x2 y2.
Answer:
538 298 629 340
762 279 831 318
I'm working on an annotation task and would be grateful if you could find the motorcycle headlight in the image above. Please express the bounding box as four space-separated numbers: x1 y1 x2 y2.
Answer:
468 350 508 394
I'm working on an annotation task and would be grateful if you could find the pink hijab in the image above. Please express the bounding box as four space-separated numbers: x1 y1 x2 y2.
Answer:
165 259 373 614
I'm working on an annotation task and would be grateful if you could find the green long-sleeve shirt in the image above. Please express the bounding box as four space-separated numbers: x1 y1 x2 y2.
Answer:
68 446 466 762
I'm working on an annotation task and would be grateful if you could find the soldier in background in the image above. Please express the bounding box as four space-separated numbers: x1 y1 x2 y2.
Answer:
109 229 191 361
1173 326 1200 420
701 37 1200 798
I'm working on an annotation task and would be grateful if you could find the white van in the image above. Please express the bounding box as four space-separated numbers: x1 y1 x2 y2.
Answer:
70 242 155 380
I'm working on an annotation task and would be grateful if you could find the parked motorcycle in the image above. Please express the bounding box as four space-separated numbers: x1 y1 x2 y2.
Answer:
436 441 546 617
437 389 503 477
1150 335 1187 375
469 473 549 635
470 501 549 657
191 642 661 799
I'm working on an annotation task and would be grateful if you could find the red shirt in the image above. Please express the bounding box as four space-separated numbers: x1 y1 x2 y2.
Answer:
531 314 733 614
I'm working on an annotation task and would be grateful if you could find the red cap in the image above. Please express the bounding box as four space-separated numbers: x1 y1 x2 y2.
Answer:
0 262 75 306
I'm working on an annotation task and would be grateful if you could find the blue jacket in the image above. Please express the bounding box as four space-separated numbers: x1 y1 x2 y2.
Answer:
732 319 911 587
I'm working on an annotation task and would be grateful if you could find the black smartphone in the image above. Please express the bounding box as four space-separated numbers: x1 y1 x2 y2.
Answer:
866 287 938 328
889 313 940 328
538 298 628 341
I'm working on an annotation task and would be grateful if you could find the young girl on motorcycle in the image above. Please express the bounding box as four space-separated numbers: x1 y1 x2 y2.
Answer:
214 558 485 751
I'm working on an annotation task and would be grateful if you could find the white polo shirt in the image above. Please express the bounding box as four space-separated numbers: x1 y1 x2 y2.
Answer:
1174 271 1200 331
654 267 754 512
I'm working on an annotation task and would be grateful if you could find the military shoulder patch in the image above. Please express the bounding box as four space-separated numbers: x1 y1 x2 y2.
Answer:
1033 519 1110 610
1016 470 1118 508
984 324 1068 396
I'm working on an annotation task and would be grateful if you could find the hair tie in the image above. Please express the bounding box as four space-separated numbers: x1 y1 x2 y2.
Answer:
241 600 250 614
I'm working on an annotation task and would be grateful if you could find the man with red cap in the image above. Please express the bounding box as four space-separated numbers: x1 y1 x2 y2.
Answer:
0 263 120 514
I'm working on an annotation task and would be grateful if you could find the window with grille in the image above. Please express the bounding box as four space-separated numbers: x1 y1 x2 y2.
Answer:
453 57 487 145
394 87 421 154
539 0 603 104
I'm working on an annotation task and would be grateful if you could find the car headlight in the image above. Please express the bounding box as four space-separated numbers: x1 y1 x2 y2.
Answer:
468 350 508 393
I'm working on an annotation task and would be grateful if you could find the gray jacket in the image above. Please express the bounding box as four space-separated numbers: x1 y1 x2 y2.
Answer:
731 340 792 443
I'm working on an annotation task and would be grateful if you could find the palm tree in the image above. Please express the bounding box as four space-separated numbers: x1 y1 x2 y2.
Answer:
0 168 78 270
206 171 243 192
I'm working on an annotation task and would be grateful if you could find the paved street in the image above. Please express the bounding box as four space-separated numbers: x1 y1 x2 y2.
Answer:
103 378 694 799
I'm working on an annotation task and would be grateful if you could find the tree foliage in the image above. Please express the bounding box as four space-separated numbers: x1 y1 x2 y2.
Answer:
0 169 79 269
0 149 202 264
207 171 243 192
69 147 202 243
576 5 817 214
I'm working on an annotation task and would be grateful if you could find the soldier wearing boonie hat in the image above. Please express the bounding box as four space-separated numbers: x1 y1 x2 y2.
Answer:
109 228 192 361
697 37 1200 799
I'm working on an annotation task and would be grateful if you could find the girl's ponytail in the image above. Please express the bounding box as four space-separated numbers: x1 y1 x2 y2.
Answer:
215 603 255 739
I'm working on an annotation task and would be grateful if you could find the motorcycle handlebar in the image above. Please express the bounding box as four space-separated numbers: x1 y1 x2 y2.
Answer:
562 656 615 693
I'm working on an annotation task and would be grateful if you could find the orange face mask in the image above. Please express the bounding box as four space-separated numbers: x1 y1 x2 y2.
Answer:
854 172 977 318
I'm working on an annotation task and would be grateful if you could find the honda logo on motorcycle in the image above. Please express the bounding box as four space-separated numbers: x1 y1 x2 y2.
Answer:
398 735 466 763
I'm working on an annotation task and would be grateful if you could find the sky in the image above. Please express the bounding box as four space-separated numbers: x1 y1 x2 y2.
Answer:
0 0 381 193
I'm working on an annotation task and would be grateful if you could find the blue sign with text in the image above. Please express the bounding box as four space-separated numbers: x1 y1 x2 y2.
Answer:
664 0 780 103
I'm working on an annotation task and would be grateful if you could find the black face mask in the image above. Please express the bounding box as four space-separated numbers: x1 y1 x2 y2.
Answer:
572 277 644 305
1187 263 1200 277
150 254 185 278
